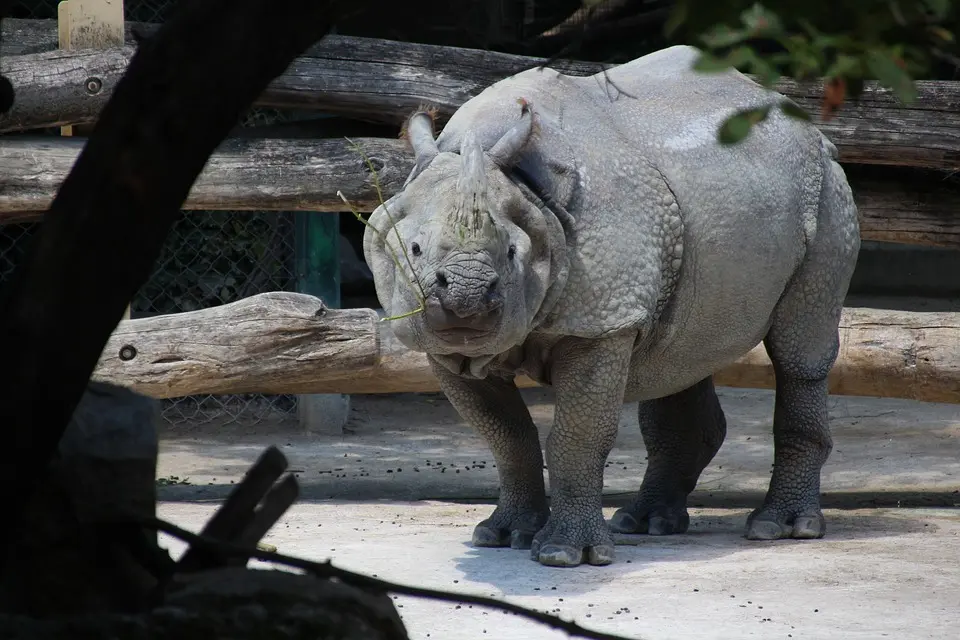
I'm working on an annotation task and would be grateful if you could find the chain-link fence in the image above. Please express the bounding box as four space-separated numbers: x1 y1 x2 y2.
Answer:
0 0 308 428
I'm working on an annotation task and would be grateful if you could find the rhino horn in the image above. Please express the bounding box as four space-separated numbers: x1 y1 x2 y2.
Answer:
403 109 439 168
452 131 496 238
489 99 535 169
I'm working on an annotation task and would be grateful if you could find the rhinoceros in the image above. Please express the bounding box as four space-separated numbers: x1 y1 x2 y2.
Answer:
362 45 861 567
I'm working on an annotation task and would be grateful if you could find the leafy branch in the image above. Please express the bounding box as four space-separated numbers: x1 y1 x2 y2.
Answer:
337 138 426 323
664 0 958 143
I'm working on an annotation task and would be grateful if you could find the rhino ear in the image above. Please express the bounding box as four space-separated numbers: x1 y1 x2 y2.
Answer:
402 108 440 184
489 99 536 169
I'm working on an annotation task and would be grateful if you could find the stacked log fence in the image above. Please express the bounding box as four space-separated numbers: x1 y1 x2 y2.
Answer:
0 14 958 408
1 4 311 427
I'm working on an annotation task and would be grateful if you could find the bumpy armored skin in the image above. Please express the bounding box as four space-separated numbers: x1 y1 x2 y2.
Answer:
363 45 861 567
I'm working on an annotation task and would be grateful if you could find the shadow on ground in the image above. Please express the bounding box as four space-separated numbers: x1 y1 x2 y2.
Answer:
449 508 943 596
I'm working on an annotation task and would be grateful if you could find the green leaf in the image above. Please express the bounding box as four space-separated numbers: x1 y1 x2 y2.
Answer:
701 25 750 48
748 55 781 86
930 26 955 42
726 46 757 67
824 53 863 80
924 0 951 20
693 47 758 74
746 105 772 124
718 114 753 145
693 51 734 73
779 99 811 121
866 50 918 104
718 106 770 145
779 35 824 80
739 2 783 36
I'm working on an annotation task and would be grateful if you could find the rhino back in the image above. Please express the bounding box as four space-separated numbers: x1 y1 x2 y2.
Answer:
572 47 830 397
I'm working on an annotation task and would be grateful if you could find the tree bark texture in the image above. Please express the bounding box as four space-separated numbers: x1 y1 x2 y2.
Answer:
92 292 960 405
2 18 960 171
1 136 957 247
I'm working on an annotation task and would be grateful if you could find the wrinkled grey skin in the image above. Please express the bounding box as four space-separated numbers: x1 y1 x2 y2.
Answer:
363 45 861 568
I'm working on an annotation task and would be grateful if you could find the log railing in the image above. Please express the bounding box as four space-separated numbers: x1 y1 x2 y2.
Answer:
1 19 957 402
0 137 957 247
3 19 960 171
92 292 960 404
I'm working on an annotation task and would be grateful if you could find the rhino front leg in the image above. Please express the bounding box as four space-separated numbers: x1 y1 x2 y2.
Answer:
532 332 635 567
610 376 727 535
430 359 548 549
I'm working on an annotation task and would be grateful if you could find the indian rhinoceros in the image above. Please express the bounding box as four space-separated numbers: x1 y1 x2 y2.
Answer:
362 44 861 567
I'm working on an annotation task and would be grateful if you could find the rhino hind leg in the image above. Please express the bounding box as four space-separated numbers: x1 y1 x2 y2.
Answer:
429 360 549 550
609 376 727 535
746 155 860 541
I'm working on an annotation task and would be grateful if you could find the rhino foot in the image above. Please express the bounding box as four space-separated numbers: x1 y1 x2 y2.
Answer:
745 505 826 540
609 502 690 535
530 514 615 567
472 504 549 550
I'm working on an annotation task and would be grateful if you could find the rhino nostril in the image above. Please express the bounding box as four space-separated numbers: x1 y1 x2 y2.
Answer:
436 270 448 287
487 275 499 292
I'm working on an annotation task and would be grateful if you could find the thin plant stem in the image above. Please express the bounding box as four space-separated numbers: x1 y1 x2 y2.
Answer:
344 138 427 304
337 186 425 322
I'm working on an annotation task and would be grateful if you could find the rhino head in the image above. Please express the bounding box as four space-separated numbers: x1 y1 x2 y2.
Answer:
363 101 570 377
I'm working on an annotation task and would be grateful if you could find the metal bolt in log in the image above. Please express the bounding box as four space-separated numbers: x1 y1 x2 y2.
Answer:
84 76 103 94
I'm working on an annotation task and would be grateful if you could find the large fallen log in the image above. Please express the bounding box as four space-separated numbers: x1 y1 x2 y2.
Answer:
93 292 960 405
2 18 960 171
1 136 958 248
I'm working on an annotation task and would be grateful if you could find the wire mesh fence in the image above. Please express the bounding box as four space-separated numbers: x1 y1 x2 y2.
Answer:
0 0 305 428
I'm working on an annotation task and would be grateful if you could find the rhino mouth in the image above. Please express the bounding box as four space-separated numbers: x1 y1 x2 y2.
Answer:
433 326 494 342
423 296 502 345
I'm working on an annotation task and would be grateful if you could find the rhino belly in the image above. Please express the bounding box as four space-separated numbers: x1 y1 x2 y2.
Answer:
623 218 802 402
624 316 774 402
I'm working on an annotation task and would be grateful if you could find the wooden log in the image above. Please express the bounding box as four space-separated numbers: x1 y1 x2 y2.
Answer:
93 291 960 405
0 136 409 216
844 165 960 248
0 46 132 133
2 136 958 248
3 18 960 171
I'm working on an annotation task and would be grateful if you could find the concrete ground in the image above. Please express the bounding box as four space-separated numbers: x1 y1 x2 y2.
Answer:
156 387 960 639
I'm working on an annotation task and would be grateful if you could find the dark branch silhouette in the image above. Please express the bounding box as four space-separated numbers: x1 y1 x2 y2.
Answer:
148 515 641 640
0 0 357 561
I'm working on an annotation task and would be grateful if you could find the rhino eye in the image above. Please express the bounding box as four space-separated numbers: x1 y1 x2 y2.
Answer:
411 242 421 257
507 244 516 260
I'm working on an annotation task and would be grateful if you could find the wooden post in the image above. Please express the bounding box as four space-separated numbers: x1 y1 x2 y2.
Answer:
295 212 340 308
58 0 130 321
294 211 349 434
